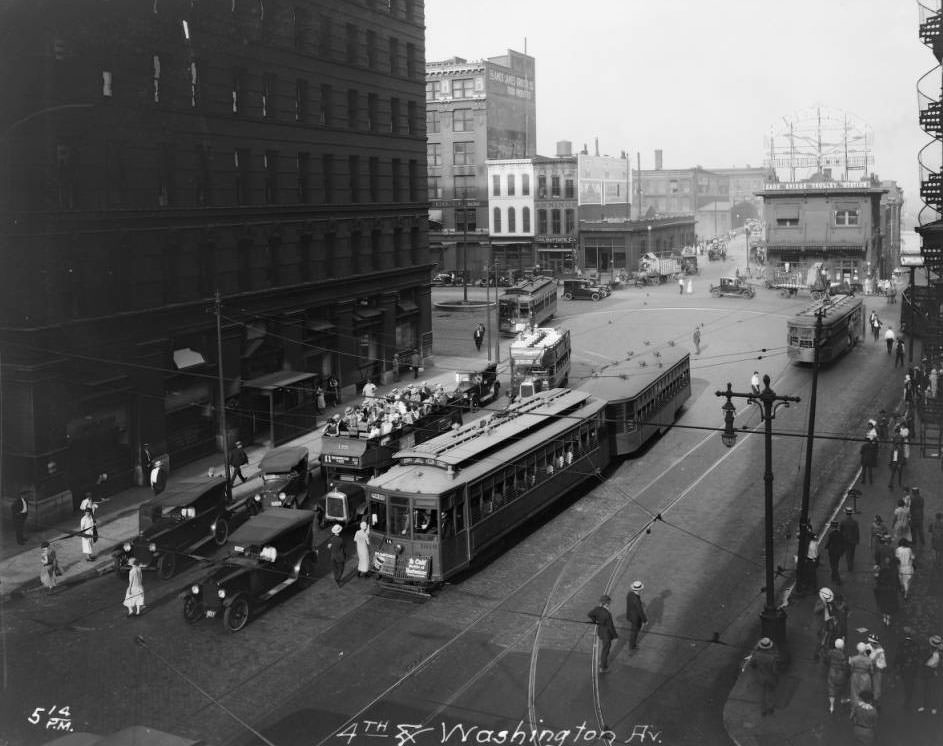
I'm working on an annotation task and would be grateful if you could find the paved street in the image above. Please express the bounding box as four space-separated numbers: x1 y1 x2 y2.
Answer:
0 235 911 746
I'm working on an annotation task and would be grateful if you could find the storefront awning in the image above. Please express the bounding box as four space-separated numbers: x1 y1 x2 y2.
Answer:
767 244 864 254
397 301 419 315
353 309 384 324
243 370 316 392
536 247 576 254
173 347 207 370
490 239 533 246
305 320 336 333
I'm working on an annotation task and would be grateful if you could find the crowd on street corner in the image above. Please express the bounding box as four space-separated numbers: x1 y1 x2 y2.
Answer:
725 336 943 746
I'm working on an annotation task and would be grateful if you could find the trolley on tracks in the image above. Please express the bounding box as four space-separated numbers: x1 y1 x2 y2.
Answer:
366 388 609 595
786 294 865 365
498 277 557 334
580 348 691 456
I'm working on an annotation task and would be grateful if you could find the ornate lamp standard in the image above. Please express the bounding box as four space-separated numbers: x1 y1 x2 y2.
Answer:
715 376 800 645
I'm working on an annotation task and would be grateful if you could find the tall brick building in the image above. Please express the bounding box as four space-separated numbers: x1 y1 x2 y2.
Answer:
0 0 431 507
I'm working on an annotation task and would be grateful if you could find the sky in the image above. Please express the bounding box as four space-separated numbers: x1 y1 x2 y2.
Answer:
425 0 932 227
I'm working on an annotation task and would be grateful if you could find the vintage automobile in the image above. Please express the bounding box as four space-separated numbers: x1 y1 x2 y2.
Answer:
561 278 609 301
181 508 318 631
455 361 501 410
112 478 250 580
255 446 312 509
709 276 756 299
431 271 465 286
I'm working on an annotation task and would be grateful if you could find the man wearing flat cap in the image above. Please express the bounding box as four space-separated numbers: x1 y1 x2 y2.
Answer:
625 580 648 651
587 594 618 673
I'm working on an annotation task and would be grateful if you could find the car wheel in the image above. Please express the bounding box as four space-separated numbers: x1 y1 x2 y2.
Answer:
183 596 205 624
224 595 250 632
563 292 573 300
213 517 229 546
591 293 600 302
747 289 755 299
156 552 177 580
298 555 317 589
711 289 720 298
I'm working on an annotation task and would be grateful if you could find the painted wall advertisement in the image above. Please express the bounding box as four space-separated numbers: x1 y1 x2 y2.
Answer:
578 155 632 206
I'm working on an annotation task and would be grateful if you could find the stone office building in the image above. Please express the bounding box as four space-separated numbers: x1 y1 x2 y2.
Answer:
0 0 431 509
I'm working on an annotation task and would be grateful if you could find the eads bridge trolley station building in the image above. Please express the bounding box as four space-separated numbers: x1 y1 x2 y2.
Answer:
0 0 433 522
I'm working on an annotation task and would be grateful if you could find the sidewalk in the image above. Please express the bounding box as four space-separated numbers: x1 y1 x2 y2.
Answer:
0 355 501 600
724 440 943 745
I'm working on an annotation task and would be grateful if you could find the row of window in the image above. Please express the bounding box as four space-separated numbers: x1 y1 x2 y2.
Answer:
491 207 575 235
426 78 479 101
492 206 531 234
368 417 602 538
774 210 859 228
426 108 475 134
55 144 421 210
613 362 690 434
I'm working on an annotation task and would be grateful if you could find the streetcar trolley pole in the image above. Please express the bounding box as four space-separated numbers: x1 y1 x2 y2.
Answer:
716 376 800 647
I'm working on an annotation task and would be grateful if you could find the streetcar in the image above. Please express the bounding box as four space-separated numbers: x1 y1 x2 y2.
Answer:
580 348 691 456
367 388 608 592
509 327 571 399
786 294 865 364
498 277 558 334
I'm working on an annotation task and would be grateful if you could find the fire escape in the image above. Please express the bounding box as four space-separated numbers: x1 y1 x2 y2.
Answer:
913 2 943 352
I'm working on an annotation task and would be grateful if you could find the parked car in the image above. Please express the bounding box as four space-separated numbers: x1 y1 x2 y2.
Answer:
709 276 755 299
455 362 501 410
255 446 312 509
431 272 465 286
112 478 253 581
181 508 318 631
561 278 609 301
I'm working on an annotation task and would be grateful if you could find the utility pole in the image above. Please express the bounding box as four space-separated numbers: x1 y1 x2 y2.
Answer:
214 291 232 498
796 308 824 595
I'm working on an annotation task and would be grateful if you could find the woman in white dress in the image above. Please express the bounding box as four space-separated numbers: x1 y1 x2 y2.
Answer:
80 508 96 561
895 539 916 600
123 558 145 616
354 521 371 578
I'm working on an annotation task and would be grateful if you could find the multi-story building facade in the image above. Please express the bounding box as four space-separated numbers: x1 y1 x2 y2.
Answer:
0 0 431 509
426 49 536 275
759 178 888 287
486 159 535 276
533 147 579 274
711 167 768 224
635 164 729 241
580 217 695 280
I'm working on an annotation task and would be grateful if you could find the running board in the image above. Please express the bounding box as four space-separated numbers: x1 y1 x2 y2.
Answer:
259 576 297 601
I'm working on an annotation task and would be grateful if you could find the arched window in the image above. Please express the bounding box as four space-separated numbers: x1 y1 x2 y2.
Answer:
493 207 502 233
522 206 531 233
508 206 516 233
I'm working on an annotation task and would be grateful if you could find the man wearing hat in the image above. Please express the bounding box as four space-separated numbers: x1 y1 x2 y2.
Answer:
625 580 648 651
749 637 780 716
229 441 249 485
327 524 347 588
896 627 921 710
910 487 926 548
587 594 618 673
866 634 888 703
821 520 846 585
917 634 942 714
840 506 861 573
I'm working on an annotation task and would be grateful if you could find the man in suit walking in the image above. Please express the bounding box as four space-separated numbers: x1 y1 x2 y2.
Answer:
625 580 649 651
840 506 861 572
587 594 618 673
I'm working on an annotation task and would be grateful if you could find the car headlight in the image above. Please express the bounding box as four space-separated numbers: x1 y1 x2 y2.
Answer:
254 494 261 502
123 542 132 552
191 584 200 595
217 589 226 599
259 546 278 563
148 542 157 553
278 492 286 500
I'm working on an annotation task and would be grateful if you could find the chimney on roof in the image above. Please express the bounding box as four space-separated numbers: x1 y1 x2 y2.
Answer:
594 137 600 156
556 140 573 157
655 150 663 171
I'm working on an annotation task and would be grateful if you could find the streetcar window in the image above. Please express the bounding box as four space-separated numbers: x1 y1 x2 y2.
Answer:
455 499 466 532
414 509 437 535
369 498 388 532
441 508 453 537
390 497 410 536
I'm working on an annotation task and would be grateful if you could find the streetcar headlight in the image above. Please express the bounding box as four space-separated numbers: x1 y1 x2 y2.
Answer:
148 542 157 553
260 546 278 562
278 492 287 501
181 507 196 519
395 543 404 554
123 542 132 552
191 584 200 595
254 494 261 502
217 589 227 599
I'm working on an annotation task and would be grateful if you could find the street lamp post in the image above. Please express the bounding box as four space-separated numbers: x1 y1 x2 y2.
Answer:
647 224 652 254
716 376 800 646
